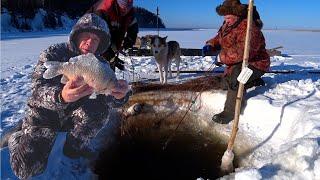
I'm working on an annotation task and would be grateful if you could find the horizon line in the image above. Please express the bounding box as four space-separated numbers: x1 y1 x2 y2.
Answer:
140 27 320 32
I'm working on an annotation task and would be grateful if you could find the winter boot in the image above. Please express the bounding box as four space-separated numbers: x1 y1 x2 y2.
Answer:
212 111 234 124
212 89 238 124
245 77 265 89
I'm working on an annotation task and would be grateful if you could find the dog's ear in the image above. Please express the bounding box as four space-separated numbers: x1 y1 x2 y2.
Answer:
146 35 153 40
150 35 155 44
160 36 167 44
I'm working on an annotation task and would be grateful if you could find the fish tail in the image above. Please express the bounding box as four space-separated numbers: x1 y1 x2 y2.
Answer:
43 61 63 79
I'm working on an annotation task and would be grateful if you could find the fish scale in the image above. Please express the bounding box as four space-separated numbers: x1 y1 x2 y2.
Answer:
43 53 117 96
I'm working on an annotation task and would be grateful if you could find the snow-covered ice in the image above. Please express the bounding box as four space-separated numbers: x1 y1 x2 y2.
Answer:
1 29 320 179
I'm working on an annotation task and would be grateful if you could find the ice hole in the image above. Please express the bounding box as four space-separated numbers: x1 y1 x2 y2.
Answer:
94 79 254 179
94 112 241 179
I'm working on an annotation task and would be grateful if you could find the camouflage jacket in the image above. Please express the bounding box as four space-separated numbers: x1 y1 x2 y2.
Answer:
26 43 128 128
206 19 270 75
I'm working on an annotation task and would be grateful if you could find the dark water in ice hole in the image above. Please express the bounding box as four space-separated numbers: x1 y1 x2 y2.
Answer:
94 129 238 180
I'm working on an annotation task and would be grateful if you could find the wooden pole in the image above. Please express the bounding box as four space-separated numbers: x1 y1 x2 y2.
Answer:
228 0 254 151
221 0 254 173
269 46 283 50
157 6 160 36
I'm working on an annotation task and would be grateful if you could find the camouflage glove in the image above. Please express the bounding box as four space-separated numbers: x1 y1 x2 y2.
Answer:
112 56 125 71
103 48 116 62
123 37 135 50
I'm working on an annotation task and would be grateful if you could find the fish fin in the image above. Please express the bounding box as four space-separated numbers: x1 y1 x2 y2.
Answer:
43 61 63 68
103 89 112 96
84 53 95 59
43 61 63 79
89 92 97 99
69 56 78 63
60 75 69 84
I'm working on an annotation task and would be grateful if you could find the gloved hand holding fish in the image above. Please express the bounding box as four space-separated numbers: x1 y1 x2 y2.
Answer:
60 76 94 102
43 53 129 102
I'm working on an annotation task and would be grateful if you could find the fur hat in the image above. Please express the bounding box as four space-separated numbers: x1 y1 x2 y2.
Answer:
216 0 247 17
216 0 264 29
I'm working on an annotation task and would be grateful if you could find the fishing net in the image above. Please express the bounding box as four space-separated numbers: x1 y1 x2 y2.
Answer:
131 74 226 93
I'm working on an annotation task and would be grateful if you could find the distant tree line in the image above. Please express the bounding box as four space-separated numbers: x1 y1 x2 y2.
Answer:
135 7 165 28
1 0 97 18
1 0 165 30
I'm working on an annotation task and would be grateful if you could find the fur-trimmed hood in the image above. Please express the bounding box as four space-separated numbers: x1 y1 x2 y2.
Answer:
69 13 111 55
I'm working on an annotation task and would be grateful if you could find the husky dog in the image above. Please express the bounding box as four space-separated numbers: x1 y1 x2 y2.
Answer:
134 35 154 49
150 35 181 84
141 35 155 49
133 36 142 49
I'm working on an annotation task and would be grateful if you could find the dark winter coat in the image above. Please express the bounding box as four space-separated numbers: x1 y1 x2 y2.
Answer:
8 13 129 179
206 19 270 75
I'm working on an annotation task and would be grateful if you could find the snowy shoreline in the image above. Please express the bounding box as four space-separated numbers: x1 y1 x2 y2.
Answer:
1 30 320 179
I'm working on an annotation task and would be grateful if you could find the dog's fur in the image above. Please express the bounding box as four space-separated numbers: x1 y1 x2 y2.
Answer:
134 35 154 49
150 35 181 84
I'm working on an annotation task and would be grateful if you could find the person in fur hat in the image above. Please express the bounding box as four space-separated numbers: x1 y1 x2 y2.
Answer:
202 0 270 124
88 0 138 71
